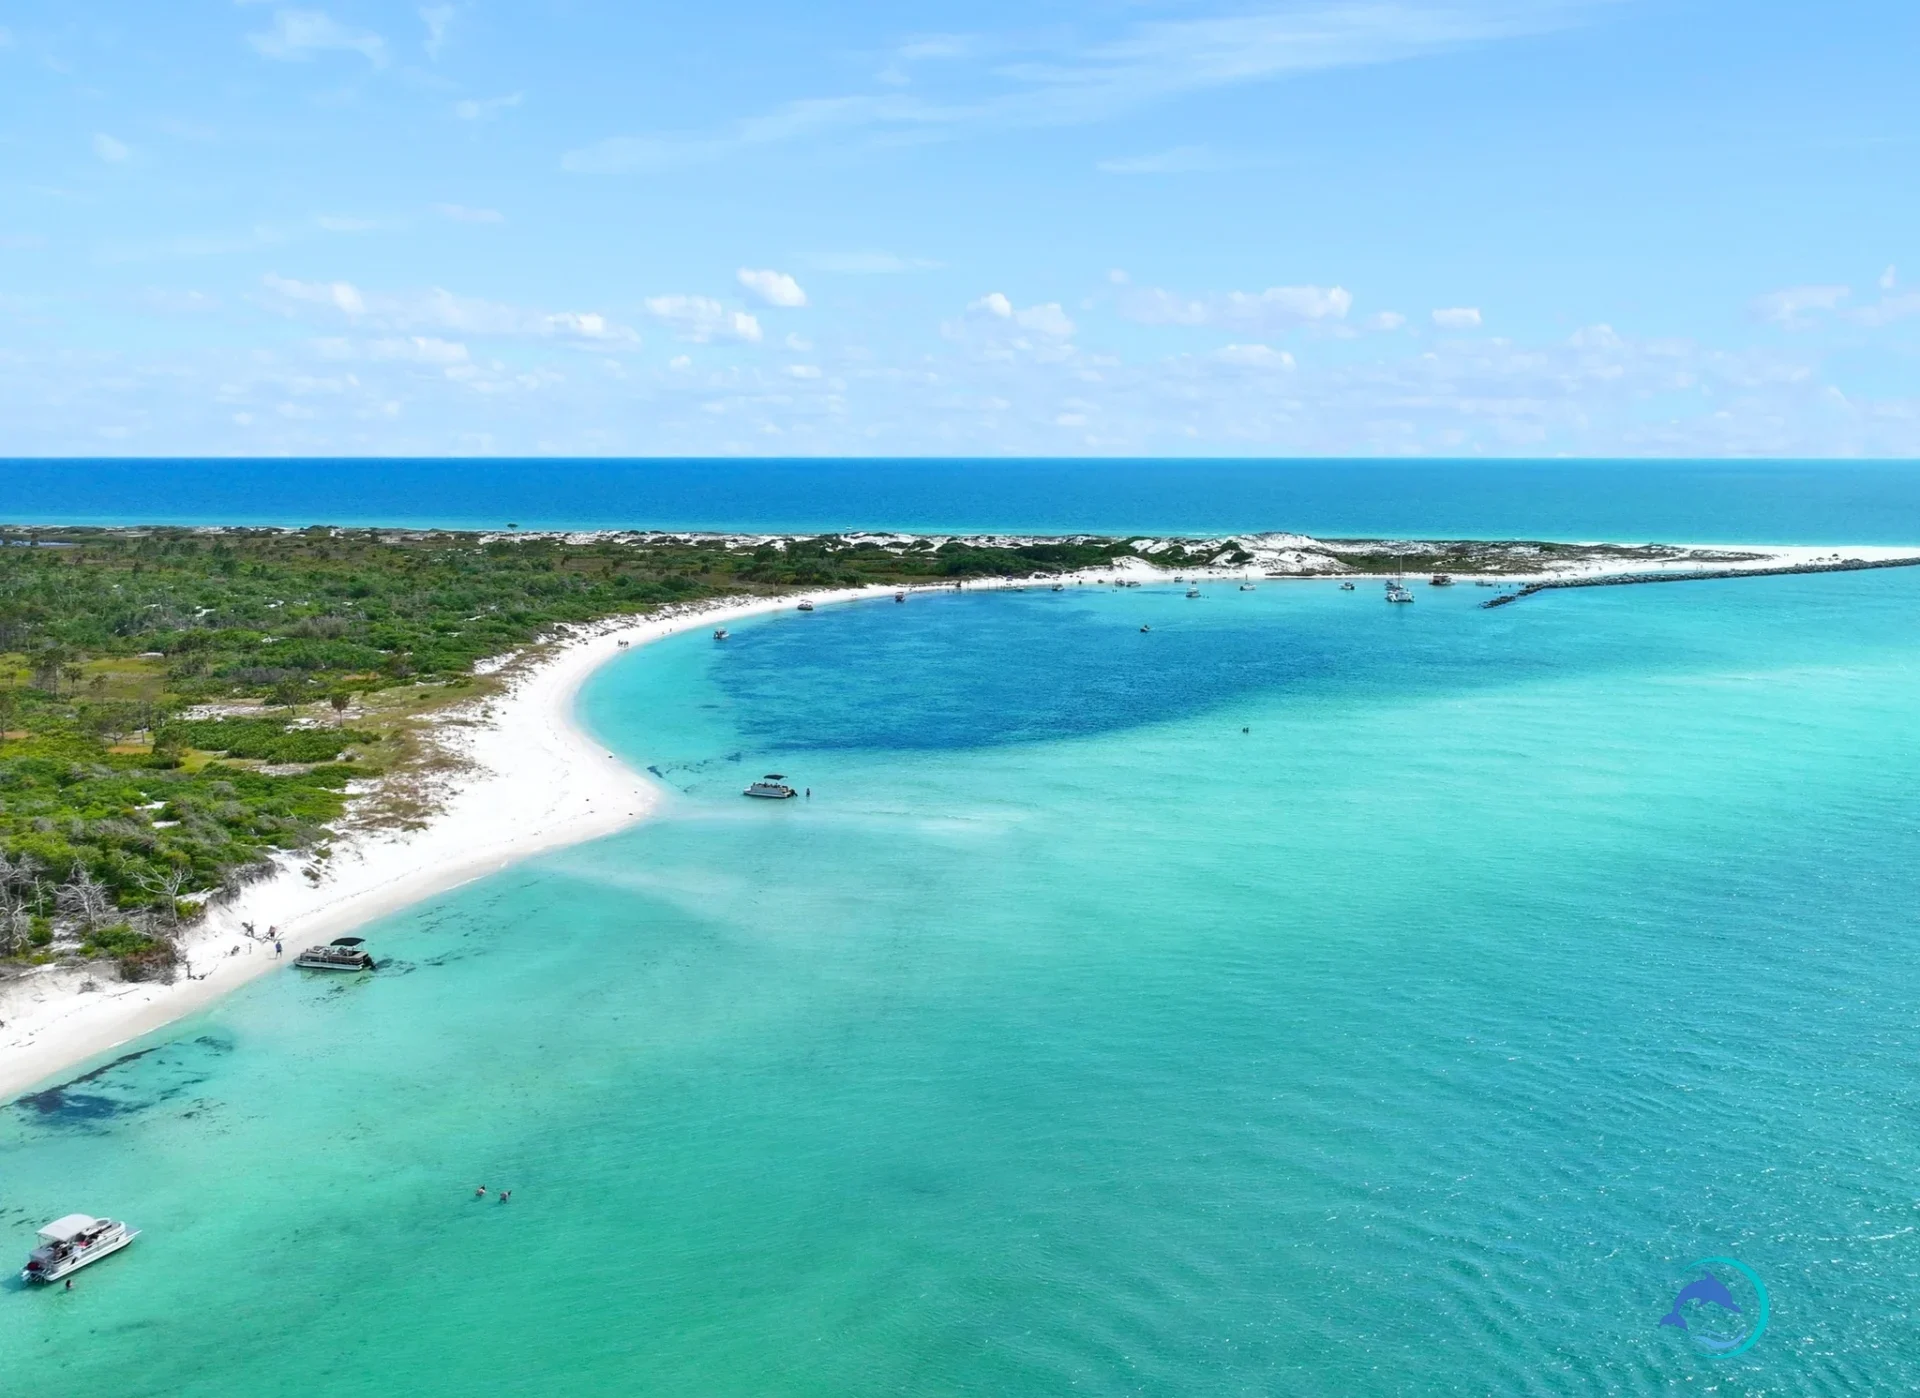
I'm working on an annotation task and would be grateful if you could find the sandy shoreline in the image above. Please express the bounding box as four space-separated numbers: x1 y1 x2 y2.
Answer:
5 542 1915 1101
0 584 900 1103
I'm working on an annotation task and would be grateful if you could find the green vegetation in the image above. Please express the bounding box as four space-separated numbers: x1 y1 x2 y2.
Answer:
0 523 1152 976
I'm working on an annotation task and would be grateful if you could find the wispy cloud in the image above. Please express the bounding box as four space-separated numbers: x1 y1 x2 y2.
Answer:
1120 283 1353 328
1753 284 1850 326
454 91 522 121
566 1 1597 172
434 203 504 223
420 4 454 60
811 250 943 274
248 9 389 67
92 133 130 163
1431 306 1482 328
260 274 638 344
1097 145 1236 174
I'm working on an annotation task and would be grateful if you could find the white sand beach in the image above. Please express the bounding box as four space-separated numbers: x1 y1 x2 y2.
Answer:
0 584 898 1102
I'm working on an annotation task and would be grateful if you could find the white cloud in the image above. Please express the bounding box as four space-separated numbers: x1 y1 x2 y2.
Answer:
785 364 822 379
1215 343 1296 369
92 133 130 163
420 4 454 60
1096 145 1232 175
261 274 638 345
737 268 808 307
1431 306 1483 329
1879 265 1898 292
264 273 366 315
454 92 522 121
970 292 1013 319
1122 283 1352 328
784 333 813 351
248 9 388 67
1753 284 1849 326
1366 311 1407 331
433 203 503 223
1014 302 1074 337
370 336 468 364
811 250 943 274
644 295 763 343
668 354 693 371
1852 293 1920 328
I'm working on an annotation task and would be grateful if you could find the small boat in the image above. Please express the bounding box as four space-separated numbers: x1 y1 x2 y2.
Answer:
894 591 906 603
295 937 374 971
796 600 815 612
22 1215 139 1284
1139 625 1151 633
1429 574 1454 586
1238 583 1256 592
1385 580 1415 604
1185 588 1200 599
713 628 730 640
1051 583 1064 592
1339 581 1356 591
744 774 797 799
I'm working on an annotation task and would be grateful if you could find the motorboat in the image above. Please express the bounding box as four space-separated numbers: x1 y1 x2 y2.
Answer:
1430 573 1455 586
1339 581 1356 591
797 600 815 612
894 591 906 603
1051 583 1065 592
295 937 374 971
1185 588 1200 599
22 1215 138 1284
1238 583 1256 591
1139 625 1151 633
713 628 730 640
744 774 798 799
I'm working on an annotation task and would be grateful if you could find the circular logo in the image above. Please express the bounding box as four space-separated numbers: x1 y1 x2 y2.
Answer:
1659 1257 1769 1359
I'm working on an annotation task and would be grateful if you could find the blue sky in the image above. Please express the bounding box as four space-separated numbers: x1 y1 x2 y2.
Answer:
2 1 1916 456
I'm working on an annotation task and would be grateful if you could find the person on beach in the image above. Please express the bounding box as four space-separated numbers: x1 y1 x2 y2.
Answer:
274 941 282 957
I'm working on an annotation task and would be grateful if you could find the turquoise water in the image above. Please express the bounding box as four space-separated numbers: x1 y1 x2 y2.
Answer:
8 574 1920 1392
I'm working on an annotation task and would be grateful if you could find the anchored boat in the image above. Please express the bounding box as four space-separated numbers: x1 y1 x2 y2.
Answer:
744 774 798 799
22 1215 138 1284
797 600 815 612
294 937 375 971
713 627 729 640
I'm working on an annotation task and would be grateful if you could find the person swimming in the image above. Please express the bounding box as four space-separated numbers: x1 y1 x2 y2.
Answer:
475 1185 487 1198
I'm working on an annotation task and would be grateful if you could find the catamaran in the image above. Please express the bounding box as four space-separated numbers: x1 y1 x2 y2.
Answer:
22 1215 138 1284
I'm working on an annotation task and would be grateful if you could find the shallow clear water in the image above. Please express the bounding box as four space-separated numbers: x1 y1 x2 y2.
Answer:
7 574 1920 1393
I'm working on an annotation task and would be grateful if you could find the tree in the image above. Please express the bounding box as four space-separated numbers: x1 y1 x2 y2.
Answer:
329 689 353 714
55 864 114 934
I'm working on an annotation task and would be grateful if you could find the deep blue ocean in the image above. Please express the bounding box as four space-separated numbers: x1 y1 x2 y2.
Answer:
9 457 1920 542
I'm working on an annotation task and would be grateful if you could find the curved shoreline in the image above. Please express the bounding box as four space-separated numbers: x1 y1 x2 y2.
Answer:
7 541 1914 1101
0 584 898 1103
